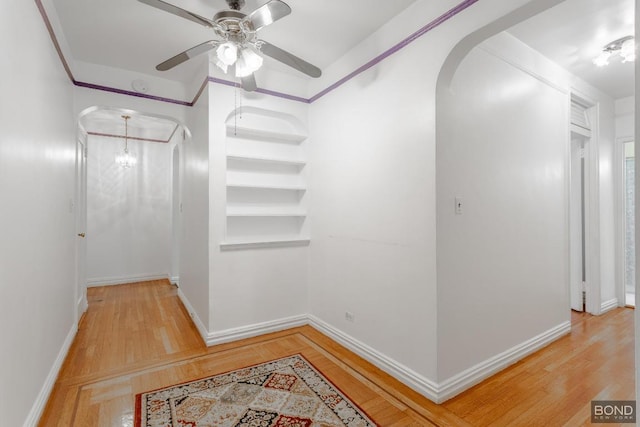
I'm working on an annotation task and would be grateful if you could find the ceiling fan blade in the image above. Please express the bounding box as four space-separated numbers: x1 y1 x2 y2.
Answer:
156 40 218 71
258 40 322 78
138 0 216 28
243 0 291 31
240 73 258 92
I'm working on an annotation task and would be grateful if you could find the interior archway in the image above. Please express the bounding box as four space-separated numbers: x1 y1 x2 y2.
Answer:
435 0 636 403
75 106 190 304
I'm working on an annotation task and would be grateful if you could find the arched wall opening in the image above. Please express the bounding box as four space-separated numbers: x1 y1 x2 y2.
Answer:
74 106 190 314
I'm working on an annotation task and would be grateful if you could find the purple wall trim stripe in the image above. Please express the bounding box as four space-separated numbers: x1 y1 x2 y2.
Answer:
191 78 210 106
36 0 478 107
35 0 74 82
74 81 193 106
308 0 480 103
207 77 310 103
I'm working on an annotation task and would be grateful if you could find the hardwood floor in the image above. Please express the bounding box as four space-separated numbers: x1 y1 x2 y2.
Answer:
39 281 635 426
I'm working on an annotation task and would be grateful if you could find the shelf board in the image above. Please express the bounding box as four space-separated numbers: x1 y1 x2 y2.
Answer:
220 236 310 250
227 182 306 191
226 126 307 144
226 154 306 167
227 207 307 217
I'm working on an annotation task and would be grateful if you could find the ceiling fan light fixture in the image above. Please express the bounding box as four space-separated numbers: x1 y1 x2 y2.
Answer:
234 46 263 77
213 56 229 73
243 47 263 70
235 54 251 78
216 42 238 66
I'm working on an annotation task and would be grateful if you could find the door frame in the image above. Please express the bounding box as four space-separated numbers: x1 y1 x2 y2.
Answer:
615 136 635 307
569 91 601 315
75 127 89 326
569 132 589 311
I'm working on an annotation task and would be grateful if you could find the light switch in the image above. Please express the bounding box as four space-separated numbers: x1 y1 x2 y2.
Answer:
455 197 463 215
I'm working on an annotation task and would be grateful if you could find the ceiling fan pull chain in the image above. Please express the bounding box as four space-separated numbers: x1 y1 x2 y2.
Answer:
234 84 238 136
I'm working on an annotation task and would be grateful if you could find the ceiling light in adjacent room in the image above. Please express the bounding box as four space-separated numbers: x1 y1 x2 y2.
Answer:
592 51 611 67
620 38 636 62
593 35 635 66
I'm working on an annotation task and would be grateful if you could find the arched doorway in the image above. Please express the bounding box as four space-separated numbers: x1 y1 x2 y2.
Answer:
435 0 636 406
75 106 189 321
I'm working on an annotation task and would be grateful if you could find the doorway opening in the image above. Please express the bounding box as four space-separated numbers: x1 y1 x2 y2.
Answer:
570 132 590 312
623 140 636 307
569 95 596 314
75 106 187 313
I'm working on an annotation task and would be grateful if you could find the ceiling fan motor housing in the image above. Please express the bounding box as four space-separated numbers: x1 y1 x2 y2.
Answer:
213 10 254 42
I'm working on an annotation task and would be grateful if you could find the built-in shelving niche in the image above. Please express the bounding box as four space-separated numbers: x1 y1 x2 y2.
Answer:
222 107 309 250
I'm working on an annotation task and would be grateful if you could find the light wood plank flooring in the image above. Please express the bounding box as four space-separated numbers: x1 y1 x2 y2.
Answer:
39 281 635 426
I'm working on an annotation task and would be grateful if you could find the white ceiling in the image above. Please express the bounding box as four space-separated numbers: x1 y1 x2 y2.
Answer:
52 0 419 83
51 0 635 137
508 0 635 99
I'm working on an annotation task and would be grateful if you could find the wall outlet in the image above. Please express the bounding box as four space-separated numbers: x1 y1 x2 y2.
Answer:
345 311 355 322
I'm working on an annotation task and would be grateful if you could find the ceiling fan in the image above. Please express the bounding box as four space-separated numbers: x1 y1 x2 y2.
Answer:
137 0 322 91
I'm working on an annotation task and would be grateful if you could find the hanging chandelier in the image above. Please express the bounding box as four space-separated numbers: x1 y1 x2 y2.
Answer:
115 115 137 168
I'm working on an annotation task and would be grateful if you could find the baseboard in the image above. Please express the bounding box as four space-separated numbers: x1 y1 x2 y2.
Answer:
307 315 440 402
170 276 180 286
87 274 169 287
437 320 571 402
23 324 77 426
76 294 88 323
206 315 308 346
176 288 209 343
600 298 619 314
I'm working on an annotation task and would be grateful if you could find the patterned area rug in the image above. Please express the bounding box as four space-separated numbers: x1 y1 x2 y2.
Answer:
135 354 377 427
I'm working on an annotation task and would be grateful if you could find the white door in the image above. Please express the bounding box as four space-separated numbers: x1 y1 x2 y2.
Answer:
75 134 88 324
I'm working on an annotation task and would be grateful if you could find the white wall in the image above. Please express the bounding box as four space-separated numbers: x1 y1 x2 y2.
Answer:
597 95 618 308
86 134 173 285
436 31 618 384
306 0 567 400
179 88 211 335
207 84 309 338
436 37 570 381
0 1 76 425
616 96 635 140
308 42 440 385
